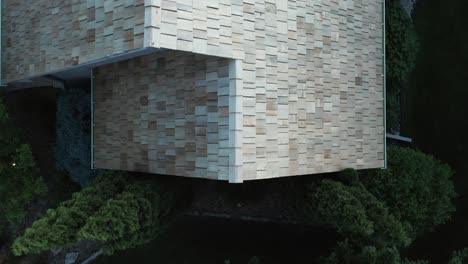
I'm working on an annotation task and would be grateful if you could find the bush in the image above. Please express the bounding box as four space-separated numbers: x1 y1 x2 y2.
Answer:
0 96 21 161
12 172 184 256
0 145 47 234
310 146 455 263
386 91 400 131
338 168 360 186
12 172 127 255
306 180 409 248
56 84 98 186
448 248 468 264
361 146 456 240
247 256 261 264
79 184 160 255
0 97 47 235
386 0 419 83
320 240 428 264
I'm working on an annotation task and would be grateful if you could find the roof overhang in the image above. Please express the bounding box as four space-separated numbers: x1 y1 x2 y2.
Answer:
8 47 163 85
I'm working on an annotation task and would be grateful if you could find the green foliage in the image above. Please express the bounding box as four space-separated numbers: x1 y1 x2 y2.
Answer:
56 85 97 186
14 144 38 172
306 180 409 248
0 145 47 233
12 172 183 256
310 146 456 264
386 0 419 83
80 190 150 241
0 96 9 122
0 95 47 235
307 180 373 238
79 184 160 255
361 146 456 239
0 96 21 160
338 168 360 186
448 248 468 264
247 256 261 264
12 172 127 255
320 240 428 264
386 91 400 131
351 184 409 248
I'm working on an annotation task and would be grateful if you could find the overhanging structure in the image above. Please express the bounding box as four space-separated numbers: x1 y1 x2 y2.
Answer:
3 0 386 183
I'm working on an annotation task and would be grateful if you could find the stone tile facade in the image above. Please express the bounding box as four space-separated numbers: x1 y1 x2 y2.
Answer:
146 0 385 180
3 0 146 82
93 50 233 181
4 0 385 182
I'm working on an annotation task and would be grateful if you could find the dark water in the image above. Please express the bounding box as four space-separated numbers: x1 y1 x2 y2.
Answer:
94 216 336 264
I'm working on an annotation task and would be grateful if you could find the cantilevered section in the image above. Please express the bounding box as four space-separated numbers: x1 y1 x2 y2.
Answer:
3 0 385 182
92 0 385 182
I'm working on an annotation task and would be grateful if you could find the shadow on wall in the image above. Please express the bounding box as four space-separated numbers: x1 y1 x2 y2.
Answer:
56 79 101 186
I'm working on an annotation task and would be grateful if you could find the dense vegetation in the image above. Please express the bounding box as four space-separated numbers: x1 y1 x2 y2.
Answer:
385 0 419 131
320 240 428 264
448 249 468 264
386 0 419 84
391 0 468 260
303 146 456 263
12 172 185 256
56 84 97 186
361 146 456 239
0 97 47 236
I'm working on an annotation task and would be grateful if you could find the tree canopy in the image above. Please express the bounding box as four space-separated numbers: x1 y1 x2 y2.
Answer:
305 146 456 263
12 172 184 256
361 146 456 239
386 0 419 83
0 97 47 235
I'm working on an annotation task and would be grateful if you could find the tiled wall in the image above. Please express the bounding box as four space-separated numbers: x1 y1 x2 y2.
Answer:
3 0 146 82
93 50 232 180
7 0 385 181
148 0 385 180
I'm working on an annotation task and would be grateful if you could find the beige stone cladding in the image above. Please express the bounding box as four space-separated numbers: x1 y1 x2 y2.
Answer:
7 0 385 182
3 0 146 82
147 0 385 180
93 50 233 181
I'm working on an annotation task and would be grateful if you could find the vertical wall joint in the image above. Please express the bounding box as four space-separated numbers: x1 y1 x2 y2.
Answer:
382 0 387 169
228 59 243 183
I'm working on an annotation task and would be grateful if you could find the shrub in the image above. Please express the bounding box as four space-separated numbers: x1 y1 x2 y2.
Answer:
12 172 127 255
56 84 97 186
386 0 419 83
338 168 360 186
448 248 468 264
12 172 183 256
0 96 8 122
361 146 456 240
320 240 428 264
0 145 47 234
247 256 261 264
78 184 161 255
386 91 400 131
306 180 409 248
307 180 373 238
0 95 47 235
0 96 21 161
